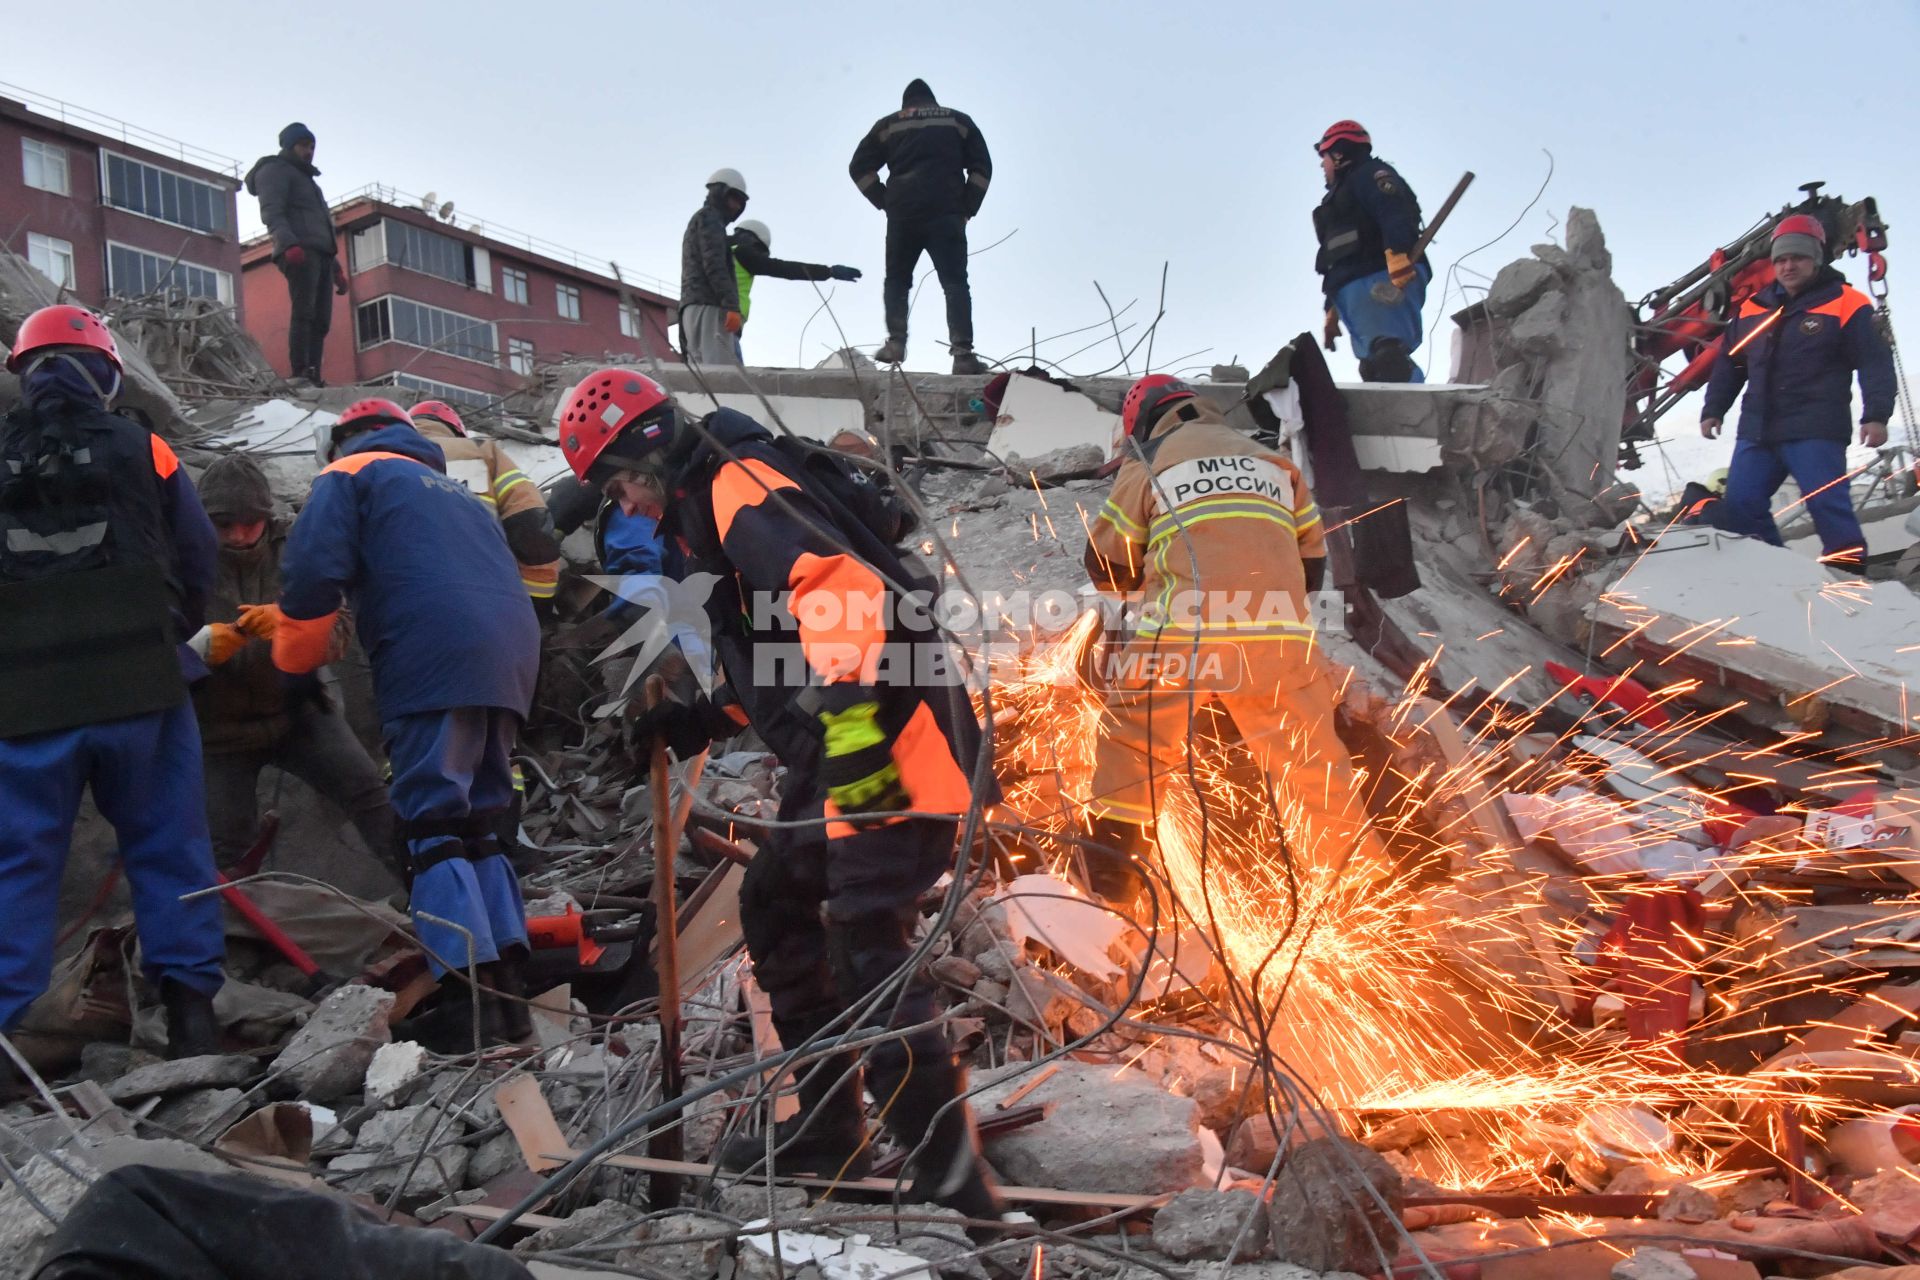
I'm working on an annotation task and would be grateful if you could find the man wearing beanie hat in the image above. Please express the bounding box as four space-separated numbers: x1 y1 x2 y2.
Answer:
245 124 348 385
849 79 993 374
1701 213 1896 568
189 454 398 884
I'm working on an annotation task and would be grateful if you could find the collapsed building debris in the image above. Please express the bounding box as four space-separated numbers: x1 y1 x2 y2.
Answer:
4 201 1920 1280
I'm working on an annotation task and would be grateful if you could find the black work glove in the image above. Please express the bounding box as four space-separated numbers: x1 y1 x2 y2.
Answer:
627 694 718 761
829 265 861 282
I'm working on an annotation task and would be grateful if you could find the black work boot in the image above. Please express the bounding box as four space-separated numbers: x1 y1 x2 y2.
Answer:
486 945 534 1045
1357 337 1415 383
871 1054 1004 1235
718 1051 873 1180
950 346 988 376
161 980 220 1060
1084 816 1152 913
874 338 906 365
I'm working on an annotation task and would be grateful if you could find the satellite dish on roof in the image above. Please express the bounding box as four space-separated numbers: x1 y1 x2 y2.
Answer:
420 191 438 212
438 201 456 222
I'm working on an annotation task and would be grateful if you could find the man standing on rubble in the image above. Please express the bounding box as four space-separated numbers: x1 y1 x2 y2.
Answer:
1312 121 1429 383
245 124 347 385
557 368 1001 1223
850 79 992 374
729 220 861 362
1081 375 1391 905
188 453 399 881
680 169 751 366
0 305 225 1059
269 399 540 1046
1701 214 1895 568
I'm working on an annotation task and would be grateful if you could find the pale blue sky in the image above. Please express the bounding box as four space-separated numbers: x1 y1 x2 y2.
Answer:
7 0 1915 493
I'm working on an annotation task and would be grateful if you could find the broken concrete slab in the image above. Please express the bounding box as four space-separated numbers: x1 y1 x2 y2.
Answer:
987 374 1118 463
148 1088 249 1141
975 1062 1205 1194
1006 443 1105 482
104 1054 255 1102
327 1102 470 1202
1612 1248 1698 1280
268 984 395 1102
1589 529 1920 736
1152 1188 1271 1261
796 1201 986 1280
614 1211 728 1280
0 1153 93 1279
363 1040 428 1108
1267 1137 1403 1274
1486 257 1559 319
510 1200 646 1256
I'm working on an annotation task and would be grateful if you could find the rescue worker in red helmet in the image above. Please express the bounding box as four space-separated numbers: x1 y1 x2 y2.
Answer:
1312 120 1430 383
0 305 225 1058
408 400 562 611
269 398 540 1047
558 368 1002 1223
1082 374 1391 903
1700 214 1895 567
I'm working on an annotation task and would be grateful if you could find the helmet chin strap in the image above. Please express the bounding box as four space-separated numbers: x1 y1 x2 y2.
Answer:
22 351 122 407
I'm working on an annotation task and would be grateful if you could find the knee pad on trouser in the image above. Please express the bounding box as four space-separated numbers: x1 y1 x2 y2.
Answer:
464 841 529 954
1358 337 1415 383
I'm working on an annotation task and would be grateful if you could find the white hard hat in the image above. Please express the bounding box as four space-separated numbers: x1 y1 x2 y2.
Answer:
707 167 748 196
734 219 771 249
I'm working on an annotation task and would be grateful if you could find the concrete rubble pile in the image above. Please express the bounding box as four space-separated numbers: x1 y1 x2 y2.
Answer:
5 209 1920 1280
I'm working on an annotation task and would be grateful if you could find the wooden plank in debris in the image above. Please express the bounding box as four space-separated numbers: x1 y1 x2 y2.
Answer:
494 1075 570 1173
67 1081 135 1138
1404 1192 1658 1218
1798 981 1920 1055
552 1149 1167 1212
441 1204 569 1231
670 862 746 991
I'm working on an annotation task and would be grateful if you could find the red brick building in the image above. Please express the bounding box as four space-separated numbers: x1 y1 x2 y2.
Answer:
241 185 677 404
0 88 244 317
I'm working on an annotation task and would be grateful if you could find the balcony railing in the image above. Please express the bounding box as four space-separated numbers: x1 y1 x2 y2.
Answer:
0 81 241 179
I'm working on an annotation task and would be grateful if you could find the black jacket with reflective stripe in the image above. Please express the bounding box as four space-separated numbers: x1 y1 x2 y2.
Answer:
849 104 992 221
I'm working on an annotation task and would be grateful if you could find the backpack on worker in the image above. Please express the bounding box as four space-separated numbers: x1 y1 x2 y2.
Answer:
769 435 919 550
0 404 186 737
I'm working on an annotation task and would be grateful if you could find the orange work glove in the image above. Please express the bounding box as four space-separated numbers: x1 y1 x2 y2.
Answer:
1322 307 1341 352
236 603 283 638
1385 250 1417 289
206 623 248 665
724 310 744 335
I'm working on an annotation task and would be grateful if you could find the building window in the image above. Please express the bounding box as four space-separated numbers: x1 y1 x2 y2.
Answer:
22 139 70 196
102 152 227 236
26 233 75 290
348 221 386 274
555 283 581 321
388 373 489 407
508 338 535 376
619 302 644 339
502 266 529 305
105 241 231 303
354 295 497 365
384 218 475 286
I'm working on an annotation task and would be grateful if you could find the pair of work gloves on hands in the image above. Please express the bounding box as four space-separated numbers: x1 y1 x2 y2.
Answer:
627 682 909 814
202 604 283 665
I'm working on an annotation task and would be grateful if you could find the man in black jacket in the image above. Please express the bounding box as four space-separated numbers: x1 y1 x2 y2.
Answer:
1311 120 1429 383
680 168 750 366
849 80 992 374
728 220 860 362
245 124 347 385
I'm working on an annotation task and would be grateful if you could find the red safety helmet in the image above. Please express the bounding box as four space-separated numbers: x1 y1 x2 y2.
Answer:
1120 374 1198 441
1772 213 1827 244
409 399 467 436
327 397 414 459
7 304 121 373
1314 119 1371 156
559 368 676 482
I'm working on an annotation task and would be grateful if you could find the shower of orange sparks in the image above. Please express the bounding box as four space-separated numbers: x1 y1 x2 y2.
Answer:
986 608 1903 1191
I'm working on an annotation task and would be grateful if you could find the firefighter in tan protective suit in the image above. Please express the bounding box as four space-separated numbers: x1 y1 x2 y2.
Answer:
1081 375 1388 904
408 400 561 610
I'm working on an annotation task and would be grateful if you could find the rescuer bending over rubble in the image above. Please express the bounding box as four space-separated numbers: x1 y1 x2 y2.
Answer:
557 368 1002 1223
1082 375 1391 906
271 398 540 1047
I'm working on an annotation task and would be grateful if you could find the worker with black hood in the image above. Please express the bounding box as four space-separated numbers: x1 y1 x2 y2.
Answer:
244 124 347 385
850 80 992 374
189 453 398 882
